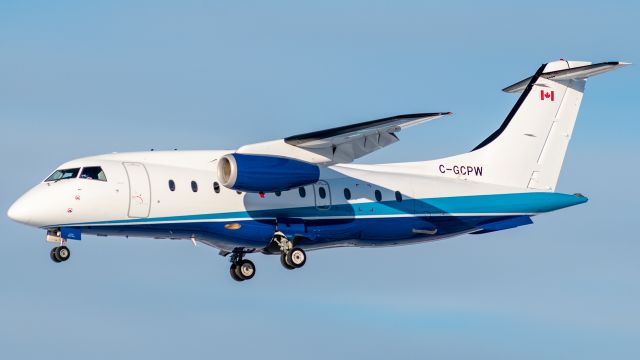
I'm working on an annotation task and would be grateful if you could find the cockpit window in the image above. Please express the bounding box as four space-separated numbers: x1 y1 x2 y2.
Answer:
80 166 107 181
45 168 80 182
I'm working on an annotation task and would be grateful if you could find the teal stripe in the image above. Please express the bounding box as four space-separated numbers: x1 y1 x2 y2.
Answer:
422 192 587 214
56 192 587 227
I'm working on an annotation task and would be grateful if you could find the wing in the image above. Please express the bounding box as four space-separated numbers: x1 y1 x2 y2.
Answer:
236 112 451 165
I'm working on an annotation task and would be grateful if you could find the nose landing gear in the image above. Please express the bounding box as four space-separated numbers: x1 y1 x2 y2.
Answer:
50 246 71 263
47 229 71 263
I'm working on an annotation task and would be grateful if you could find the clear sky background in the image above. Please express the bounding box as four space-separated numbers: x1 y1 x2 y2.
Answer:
1 1 638 359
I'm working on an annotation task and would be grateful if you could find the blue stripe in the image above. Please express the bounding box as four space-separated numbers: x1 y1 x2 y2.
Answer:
78 215 531 250
54 192 587 227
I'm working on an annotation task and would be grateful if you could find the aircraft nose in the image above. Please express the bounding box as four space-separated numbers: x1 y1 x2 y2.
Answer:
7 196 32 225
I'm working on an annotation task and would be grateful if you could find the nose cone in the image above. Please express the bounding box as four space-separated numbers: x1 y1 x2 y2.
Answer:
7 196 33 225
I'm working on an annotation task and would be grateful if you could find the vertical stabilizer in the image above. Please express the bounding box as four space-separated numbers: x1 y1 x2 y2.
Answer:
429 60 628 191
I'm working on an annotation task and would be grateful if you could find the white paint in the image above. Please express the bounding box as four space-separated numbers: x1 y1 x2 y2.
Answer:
6 60 627 250
123 162 151 218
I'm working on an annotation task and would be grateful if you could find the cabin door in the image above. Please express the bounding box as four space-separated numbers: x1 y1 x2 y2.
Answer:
123 162 151 218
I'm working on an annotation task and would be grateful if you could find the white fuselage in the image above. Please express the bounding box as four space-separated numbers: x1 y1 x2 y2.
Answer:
10 150 530 230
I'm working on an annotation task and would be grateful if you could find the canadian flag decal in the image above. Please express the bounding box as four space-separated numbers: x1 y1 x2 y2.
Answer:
540 90 555 101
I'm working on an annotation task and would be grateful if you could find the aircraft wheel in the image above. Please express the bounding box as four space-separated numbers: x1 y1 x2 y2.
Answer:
50 247 61 263
237 259 256 280
287 247 306 268
280 253 295 270
229 263 244 282
55 246 71 262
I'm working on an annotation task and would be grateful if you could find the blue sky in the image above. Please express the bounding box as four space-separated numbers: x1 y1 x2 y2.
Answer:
1 1 638 359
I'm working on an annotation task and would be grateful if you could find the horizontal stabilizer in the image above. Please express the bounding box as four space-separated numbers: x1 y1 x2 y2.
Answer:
503 61 630 93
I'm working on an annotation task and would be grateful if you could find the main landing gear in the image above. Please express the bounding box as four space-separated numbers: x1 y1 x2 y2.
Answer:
272 231 306 270
226 232 308 282
50 246 71 263
229 253 256 282
280 247 306 270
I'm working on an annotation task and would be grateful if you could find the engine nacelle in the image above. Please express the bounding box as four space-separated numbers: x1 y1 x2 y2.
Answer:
217 153 320 192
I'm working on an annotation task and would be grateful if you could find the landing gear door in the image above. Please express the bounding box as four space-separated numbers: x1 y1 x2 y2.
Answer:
313 180 331 210
123 162 151 218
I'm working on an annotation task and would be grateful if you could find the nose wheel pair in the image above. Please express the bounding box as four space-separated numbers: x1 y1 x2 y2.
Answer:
50 246 71 263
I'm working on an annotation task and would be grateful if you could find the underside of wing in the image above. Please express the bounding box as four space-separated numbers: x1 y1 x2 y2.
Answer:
237 112 451 165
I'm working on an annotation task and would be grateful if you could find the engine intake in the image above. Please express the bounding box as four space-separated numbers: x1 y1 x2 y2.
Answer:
217 154 320 192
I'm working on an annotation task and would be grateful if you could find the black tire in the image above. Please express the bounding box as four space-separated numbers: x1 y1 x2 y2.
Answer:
229 263 244 282
50 247 61 263
55 246 71 262
287 247 306 268
237 259 256 280
280 253 295 270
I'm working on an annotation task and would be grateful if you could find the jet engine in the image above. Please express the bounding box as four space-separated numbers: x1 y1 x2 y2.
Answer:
217 153 320 192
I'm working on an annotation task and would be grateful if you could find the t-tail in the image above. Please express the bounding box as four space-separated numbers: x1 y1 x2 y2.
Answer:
432 60 629 191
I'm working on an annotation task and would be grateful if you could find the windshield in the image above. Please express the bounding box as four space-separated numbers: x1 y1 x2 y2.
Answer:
45 168 80 182
80 166 107 181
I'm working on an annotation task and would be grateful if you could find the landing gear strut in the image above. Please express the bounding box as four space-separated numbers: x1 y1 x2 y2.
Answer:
50 246 71 263
229 252 255 282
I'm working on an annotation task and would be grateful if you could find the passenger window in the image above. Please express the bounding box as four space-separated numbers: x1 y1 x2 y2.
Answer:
45 168 80 182
298 187 306 198
318 187 327 199
395 191 403 202
213 182 220 193
375 190 382 202
169 180 176 191
191 181 198 192
343 188 351 200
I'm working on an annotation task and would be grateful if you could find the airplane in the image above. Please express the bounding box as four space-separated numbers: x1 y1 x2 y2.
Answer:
7 59 628 281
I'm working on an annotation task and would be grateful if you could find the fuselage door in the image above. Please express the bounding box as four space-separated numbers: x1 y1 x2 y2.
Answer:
123 162 151 218
313 180 331 210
